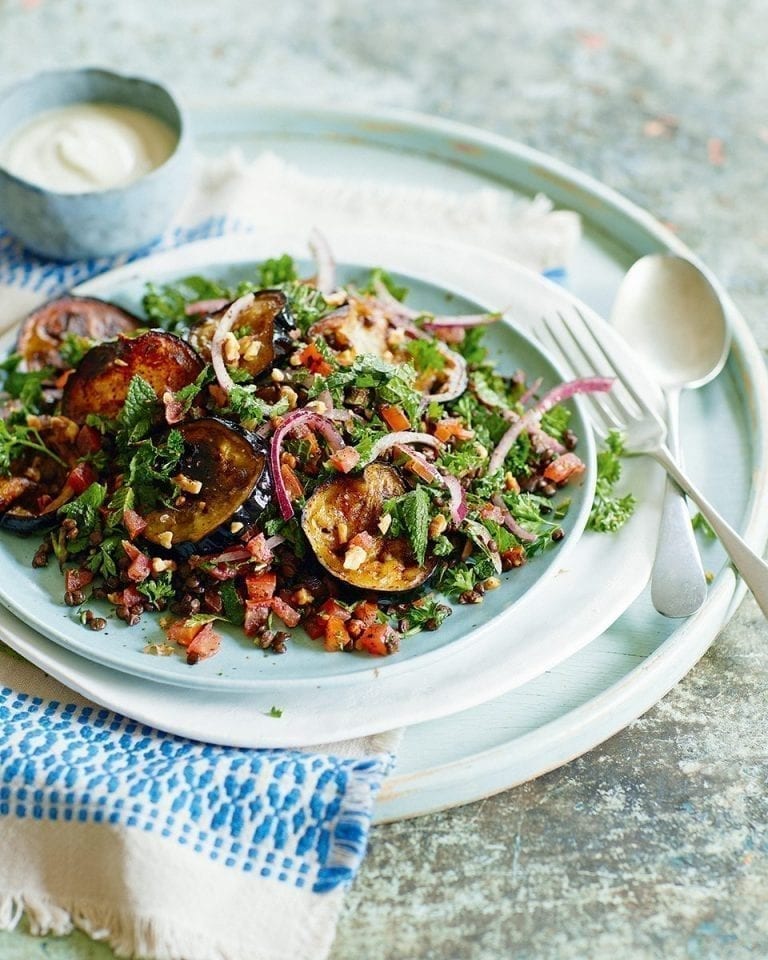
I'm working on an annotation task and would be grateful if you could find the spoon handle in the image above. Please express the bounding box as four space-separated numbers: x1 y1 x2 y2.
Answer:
650 390 707 617
652 444 768 619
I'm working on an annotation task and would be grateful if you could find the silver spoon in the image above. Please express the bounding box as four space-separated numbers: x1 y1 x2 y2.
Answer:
611 254 730 617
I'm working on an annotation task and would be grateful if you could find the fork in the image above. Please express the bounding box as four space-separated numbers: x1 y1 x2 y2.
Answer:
537 307 768 618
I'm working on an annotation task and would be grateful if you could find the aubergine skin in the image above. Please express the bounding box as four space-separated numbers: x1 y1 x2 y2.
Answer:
61 330 205 423
0 476 57 534
142 418 270 556
17 296 140 371
189 290 295 379
301 463 435 593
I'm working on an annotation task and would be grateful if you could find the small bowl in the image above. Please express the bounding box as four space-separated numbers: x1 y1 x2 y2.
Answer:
0 68 192 261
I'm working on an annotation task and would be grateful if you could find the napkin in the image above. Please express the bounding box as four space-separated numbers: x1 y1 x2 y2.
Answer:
0 150 580 960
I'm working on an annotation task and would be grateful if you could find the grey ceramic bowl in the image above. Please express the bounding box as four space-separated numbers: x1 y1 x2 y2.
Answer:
0 68 192 261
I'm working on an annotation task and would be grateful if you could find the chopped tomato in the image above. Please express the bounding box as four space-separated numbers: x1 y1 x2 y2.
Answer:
185 622 221 664
379 404 410 432
67 462 97 495
478 503 506 524
303 615 327 641
123 507 147 541
324 614 351 652
107 585 143 608
297 343 333 376
121 540 151 582
166 618 204 647
75 424 102 455
64 567 94 594
543 452 585 485
356 622 398 657
403 456 436 483
318 598 351 621
352 600 379 626
245 532 272 562
280 462 304 501
434 418 474 443
245 572 277 602
327 446 360 474
244 600 271 637
271 596 301 628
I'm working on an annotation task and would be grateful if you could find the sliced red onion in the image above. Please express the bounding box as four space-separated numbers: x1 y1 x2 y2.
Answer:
533 377 614 415
393 444 467 525
363 431 442 466
185 297 230 317
309 228 336 296
270 409 346 520
488 377 613 474
422 312 501 331
492 494 537 543
423 349 468 403
519 377 543 407
264 534 285 552
306 305 351 337
210 291 256 394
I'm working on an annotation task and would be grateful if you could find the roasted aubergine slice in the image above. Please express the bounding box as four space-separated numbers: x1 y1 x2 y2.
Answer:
61 330 205 422
302 463 435 593
142 418 270 556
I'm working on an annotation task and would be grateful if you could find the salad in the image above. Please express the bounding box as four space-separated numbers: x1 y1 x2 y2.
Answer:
0 233 621 664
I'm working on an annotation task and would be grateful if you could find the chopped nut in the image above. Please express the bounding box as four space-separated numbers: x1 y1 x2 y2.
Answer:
230 521 244 534
504 472 520 493
113 358 129 368
428 514 447 539
336 349 356 366
151 557 177 574
271 368 286 382
242 339 263 362
279 386 298 409
289 351 303 367
324 291 348 307
343 545 368 571
482 576 501 591
143 642 176 657
304 400 327 414
156 531 174 549
378 513 392 535
293 587 314 606
387 328 407 347
336 520 349 545
174 473 203 495
223 332 240 364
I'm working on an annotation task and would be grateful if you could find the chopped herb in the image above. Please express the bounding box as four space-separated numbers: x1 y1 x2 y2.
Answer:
258 254 298 287
171 365 214 415
0 420 67 474
59 333 94 368
539 404 571 442
268 705 283 718
137 571 175 607
588 430 637 533
58 482 107 536
455 326 487 366
384 485 432 565
398 595 452 635
359 266 409 302
280 282 328 334
117 376 158 445
406 338 446 374
143 275 230 332
692 512 716 540
227 385 290 428
221 581 245 626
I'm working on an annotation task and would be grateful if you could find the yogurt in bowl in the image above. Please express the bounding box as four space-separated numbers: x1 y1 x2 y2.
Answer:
0 68 192 260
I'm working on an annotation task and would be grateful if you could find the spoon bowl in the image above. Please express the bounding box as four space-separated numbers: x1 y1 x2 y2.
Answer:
611 254 730 390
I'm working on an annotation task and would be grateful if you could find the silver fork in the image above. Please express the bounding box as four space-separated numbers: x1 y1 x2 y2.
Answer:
537 307 768 618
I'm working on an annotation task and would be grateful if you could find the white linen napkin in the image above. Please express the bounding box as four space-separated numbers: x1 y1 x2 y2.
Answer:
0 150 580 960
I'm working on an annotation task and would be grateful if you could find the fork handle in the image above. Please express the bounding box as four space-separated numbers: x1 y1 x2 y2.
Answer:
652 444 768 618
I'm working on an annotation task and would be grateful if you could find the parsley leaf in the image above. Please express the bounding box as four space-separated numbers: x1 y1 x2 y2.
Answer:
227 385 291 428
137 571 176 608
588 430 637 533
359 267 409 302
58 483 107 535
406 338 446 374
397 594 452 635
0 420 67 474
59 333 94 368
259 254 298 287
143 276 230 332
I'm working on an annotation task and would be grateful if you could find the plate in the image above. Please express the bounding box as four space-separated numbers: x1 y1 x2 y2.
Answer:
0 234 663 748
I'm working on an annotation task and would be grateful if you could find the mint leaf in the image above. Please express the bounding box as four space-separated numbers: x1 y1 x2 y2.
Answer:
384 485 431 566
117 376 157 444
59 482 107 535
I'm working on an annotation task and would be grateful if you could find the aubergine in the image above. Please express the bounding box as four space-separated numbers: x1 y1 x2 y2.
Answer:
188 289 295 380
17 296 140 371
142 418 270 557
301 463 435 593
61 330 205 423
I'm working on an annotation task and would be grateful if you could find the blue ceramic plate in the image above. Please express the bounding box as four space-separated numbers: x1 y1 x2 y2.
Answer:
0 234 595 692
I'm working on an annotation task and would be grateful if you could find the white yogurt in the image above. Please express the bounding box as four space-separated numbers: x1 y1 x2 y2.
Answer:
0 102 177 193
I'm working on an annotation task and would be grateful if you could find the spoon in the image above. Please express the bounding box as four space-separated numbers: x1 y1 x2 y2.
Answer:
611 254 730 617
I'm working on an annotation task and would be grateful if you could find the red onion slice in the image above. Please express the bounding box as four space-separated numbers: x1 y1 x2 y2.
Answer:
270 409 346 520
363 431 442 466
309 228 336 296
423 312 502 331
491 494 537 543
488 377 613 474
393 444 467 525
185 298 231 317
210 292 256 394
